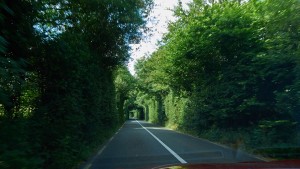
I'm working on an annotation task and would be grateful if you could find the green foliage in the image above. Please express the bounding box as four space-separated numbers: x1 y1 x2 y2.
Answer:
114 66 136 122
254 147 300 159
135 0 300 158
135 55 170 124
1 0 152 168
164 90 188 129
255 120 298 144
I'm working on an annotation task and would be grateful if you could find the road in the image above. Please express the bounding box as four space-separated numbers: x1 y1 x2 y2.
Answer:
82 120 262 169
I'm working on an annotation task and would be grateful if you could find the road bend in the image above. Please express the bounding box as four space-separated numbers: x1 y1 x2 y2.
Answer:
82 120 262 169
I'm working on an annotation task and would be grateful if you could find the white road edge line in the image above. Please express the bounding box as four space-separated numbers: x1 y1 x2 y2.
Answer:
136 120 187 164
83 123 125 169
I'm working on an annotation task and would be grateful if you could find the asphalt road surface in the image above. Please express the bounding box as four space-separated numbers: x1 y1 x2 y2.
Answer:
82 120 262 169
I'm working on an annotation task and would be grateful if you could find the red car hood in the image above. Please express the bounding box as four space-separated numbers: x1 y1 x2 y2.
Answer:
153 160 300 169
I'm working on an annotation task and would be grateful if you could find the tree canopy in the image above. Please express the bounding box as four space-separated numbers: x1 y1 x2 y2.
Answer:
0 0 152 168
135 0 300 155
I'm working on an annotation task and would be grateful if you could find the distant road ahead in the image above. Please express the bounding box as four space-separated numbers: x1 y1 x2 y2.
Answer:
82 120 262 169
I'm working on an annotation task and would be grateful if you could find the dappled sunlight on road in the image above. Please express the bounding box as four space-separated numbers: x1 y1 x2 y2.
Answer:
133 127 172 131
129 120 172 131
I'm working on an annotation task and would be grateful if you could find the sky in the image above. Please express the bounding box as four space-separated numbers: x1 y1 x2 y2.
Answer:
128 0 192 75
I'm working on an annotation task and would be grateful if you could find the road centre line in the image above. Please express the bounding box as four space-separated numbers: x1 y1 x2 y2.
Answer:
136 120 187 164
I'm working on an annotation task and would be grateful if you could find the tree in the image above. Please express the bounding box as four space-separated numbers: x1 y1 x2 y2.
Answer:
135 0 300 150
1 0 153 168
114 66 136 121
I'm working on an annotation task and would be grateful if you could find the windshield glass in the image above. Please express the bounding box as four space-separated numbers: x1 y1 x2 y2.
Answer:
0 0 299 169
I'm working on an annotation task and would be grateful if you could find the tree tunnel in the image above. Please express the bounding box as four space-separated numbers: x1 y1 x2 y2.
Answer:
126 104 145 120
